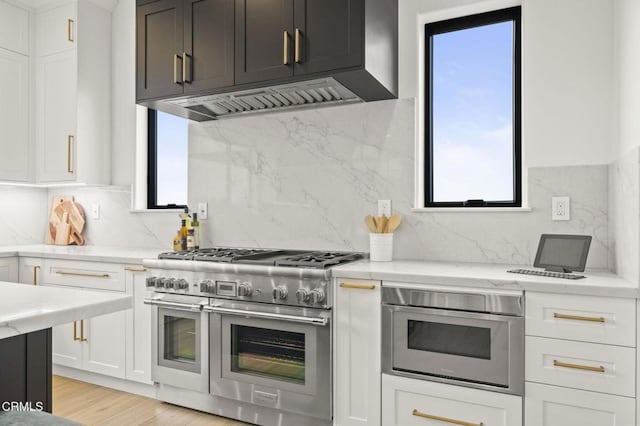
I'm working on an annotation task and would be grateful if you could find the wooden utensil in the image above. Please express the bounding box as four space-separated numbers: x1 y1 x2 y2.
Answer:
54 212 71 246
365 215 377 233
378 215 388 233
387 214 401 233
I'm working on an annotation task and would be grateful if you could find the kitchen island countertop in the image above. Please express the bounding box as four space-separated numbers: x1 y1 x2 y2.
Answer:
332 259 638 298
0 281 131 340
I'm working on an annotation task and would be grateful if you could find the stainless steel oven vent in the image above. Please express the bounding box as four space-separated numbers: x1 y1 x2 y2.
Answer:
167 77 361 119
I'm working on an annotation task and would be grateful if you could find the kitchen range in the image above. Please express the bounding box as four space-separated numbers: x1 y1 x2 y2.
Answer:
143 247 365 426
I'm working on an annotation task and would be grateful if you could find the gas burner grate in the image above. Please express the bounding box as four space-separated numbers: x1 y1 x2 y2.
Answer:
276 252 365 269
191 247 279 263
157 250 199 260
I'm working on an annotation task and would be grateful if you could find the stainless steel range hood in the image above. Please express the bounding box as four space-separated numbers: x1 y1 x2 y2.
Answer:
167 78 361 120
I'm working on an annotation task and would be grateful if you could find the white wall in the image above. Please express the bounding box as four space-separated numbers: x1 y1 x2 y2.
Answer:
399 0 615 169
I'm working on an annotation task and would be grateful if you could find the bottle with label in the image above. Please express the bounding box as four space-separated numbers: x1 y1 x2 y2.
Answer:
191 213 200 249
180 219 188 250
173 230 182 251
187 229 196 250
180 207 191 229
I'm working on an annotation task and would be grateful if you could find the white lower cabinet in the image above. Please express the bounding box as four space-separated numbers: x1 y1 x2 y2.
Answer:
525 382 635 426
82 308 126 378
124 266 152 384
0 256 18 282
382 374 522 426
51 318 82 368
334 279 381 426
18 257 43 285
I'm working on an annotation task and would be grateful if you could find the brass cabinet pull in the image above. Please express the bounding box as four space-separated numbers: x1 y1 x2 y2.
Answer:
183 52 191 83
56 271 110 279
32 265 40 286
80 320 87 342
173 54 183 84
412 409 483 426
553 312 605 323
553 359 605 373
73 321 80 341
67 135 74 173
294 28 302 63
283 31 290 65
125 266 147 273
340 282 375 290
67 19 74 42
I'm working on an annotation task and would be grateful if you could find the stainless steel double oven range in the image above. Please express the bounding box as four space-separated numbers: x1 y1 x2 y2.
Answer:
143 248 364 426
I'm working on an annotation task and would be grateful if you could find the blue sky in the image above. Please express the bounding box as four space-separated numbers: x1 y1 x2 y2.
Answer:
156 111 189 206
431 21 514 202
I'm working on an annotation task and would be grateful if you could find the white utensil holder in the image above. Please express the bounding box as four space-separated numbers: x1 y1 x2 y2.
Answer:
370 233 393 261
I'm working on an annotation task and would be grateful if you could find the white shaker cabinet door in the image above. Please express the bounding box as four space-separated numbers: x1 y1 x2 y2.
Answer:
82 308 127 379
36 2 77 57
0 49 29 182
334 279 382 426
18 258 43 285
525 382 635 426
37 49 77 182
0 257 18 282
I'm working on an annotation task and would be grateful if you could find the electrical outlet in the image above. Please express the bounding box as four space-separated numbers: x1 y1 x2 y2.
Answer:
378 200 392 216
91 204 100 220
551 196 570 221
198 202 208 220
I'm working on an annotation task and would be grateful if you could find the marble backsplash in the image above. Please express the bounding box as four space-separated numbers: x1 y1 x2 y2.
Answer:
0 186 48 245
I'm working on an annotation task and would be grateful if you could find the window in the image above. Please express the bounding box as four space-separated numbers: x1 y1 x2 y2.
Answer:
424 7 521 207
147 109 189 209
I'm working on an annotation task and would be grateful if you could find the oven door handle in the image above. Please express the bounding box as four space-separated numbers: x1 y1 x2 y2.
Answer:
204 305 329 326
143 299 203 312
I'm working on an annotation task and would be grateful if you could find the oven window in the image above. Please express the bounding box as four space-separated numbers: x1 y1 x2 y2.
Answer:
164 315 197 363
408 320 491 360
231 325 305 384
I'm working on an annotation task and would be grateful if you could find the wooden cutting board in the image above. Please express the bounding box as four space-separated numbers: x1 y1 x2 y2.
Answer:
46 195 86 245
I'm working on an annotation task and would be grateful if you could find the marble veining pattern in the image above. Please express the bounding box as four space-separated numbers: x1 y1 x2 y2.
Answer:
0 187 48 245
189 99 611 268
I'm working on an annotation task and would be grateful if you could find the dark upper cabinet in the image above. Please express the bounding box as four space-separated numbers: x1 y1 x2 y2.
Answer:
235 0 294 84
293 0 363 75
136 0 184 100
184 0 235 94
136 0 234 101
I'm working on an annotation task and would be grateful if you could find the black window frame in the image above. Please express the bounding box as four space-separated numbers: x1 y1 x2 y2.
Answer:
424 6 522 208
147 109 188 210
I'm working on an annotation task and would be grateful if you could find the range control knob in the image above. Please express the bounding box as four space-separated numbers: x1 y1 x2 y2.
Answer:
272 286 288 300
296 289 310 304
200 280 215 293
175 279 189 290
146 276 157 288
238 283 253 297
309 289 326 305
164 278 176 289
155 277 166 288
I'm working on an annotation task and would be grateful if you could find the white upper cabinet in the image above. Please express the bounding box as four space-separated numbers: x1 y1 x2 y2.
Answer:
0 1 29 55
36 2 77 57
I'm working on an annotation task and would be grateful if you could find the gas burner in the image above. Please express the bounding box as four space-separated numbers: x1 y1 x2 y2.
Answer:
192 247 278 263
276 252 365 269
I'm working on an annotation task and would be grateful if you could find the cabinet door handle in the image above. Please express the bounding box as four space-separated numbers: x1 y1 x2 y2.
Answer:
56 271 110 279
553 359 605 373
553 312 605 323
80 320 87 342
67 135 74 173
125 266 147 273
340 282 375 290
73 321 80 341
294 28 302 63
283 31 290 65
173 54 183 84
412 409 483 426
67 19 74 42
32 265 40 286
183 52 191 83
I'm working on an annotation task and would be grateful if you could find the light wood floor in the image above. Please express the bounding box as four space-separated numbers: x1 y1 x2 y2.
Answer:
52 375 248 426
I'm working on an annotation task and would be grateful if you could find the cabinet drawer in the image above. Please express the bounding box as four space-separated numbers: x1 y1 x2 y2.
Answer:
43 259 124 292
525 382 635 426
525 336 635 397
525 292 635 346
382 374 522 426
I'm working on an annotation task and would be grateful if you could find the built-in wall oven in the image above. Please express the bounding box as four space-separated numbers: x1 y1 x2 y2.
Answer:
382 284 524 395
146 292 210 393
207 298 331 424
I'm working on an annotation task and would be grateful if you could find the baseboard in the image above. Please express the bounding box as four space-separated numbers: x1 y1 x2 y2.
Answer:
53 365 157 399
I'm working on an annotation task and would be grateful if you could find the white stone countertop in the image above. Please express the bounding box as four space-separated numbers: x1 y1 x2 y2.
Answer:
0 244 162 264
0 281 132 339
332 260 639 298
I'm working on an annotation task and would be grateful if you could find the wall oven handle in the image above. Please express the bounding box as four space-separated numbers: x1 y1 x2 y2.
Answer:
144 299 203 312
205 306 328 326
412 409 483 426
